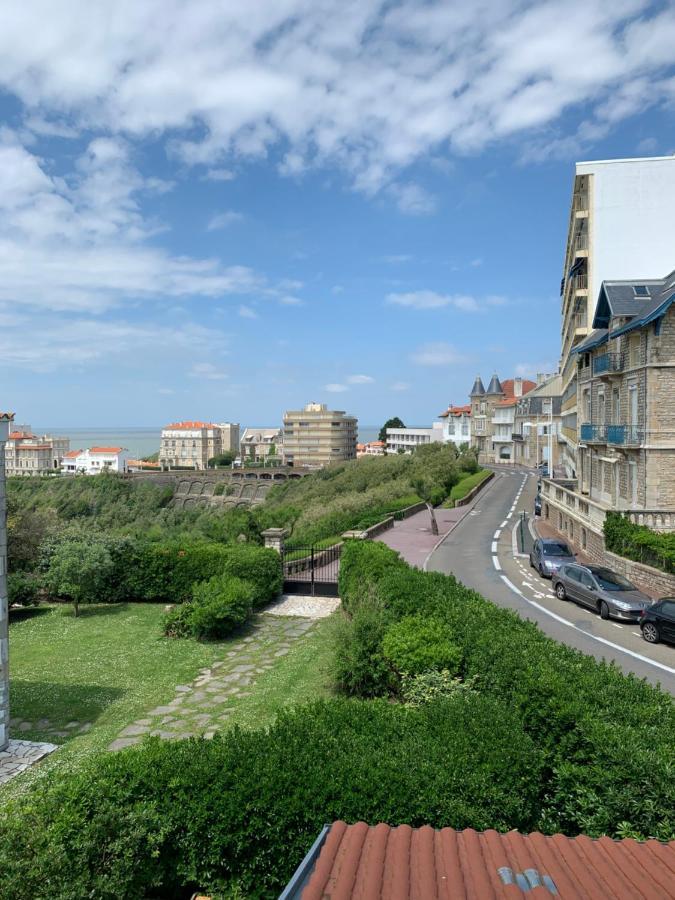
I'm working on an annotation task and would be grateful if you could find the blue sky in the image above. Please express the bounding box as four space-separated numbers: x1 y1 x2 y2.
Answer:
1 1 675 428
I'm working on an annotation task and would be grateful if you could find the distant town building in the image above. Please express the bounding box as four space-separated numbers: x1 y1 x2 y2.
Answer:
512 375 563 472
559 155 675 480
542 267 675 558
356 440 386 457
240 427 283 464
158 421 241 470
3 425 70 476
386 424 444 454
62 447 130 475
437 404 471 448
0 412 13 751
282 403 357 468
469 375 536 464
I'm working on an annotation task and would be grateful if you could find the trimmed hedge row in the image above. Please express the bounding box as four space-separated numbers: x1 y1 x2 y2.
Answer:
443 468 492 506
604 511 675 574
336 540 675 841
0 698 541 899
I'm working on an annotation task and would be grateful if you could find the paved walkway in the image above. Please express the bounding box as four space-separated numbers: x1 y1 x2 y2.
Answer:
0 739 57 786
377 504 474 568
108 600 334 750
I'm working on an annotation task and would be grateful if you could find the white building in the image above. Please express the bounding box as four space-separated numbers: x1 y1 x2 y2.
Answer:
436 405 471 448
62 446 130 475
386 424 444 454
560 155 675 477
356 440 386 457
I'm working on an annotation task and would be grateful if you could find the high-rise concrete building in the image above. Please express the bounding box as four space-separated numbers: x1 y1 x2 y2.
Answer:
282 403 357 468
559 156 675 478
0 412 14 751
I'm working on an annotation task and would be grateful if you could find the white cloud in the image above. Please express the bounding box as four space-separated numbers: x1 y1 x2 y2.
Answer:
391 381 410 392
238 304 258 318
0 1 670 197
279 294 303 305
387 291 481 312
411 343 467 366
387 182 437 215
207 209 244 230
203 168 235 181
346 374 374 384
325 383 348 392
189 362 229 381
379 254 412 263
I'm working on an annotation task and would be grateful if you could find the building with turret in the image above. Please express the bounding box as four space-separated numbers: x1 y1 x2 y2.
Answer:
469 374 536 464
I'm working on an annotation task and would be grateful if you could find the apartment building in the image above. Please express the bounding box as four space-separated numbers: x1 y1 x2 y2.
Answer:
469 375 536 464
512 375 563 472
437 405 471 447
62 447 130 475
240 427 283 464
0 412 13 751
559 156 675 479
159 421 241 470
542 268 675 557
282 403 357 468
357 441 386 457
386 424 444 454
4 425 70 476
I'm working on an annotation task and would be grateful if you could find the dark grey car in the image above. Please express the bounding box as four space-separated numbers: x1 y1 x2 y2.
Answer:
529 538 575 578
552 564 653 622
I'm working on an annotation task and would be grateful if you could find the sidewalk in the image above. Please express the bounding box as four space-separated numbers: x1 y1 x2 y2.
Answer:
377 503 476 568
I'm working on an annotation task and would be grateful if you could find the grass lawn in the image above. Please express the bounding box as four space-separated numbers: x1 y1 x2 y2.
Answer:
4 601 337 797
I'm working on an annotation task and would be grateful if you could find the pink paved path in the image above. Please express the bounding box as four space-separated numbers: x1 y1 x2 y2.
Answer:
376 504 473 568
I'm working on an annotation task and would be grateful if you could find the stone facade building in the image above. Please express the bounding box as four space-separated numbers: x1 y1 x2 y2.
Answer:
541 268 675 560
240 427 283 464
512 375 563 473
159 421 241 470
0 412 13 751
470 375 536 464
282 403 357 468
4 426 70 476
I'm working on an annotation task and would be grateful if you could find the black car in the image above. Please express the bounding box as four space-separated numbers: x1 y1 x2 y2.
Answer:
534 494 542 516
640 598 675 645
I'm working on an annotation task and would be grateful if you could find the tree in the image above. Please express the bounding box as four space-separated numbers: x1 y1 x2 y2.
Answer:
378 417 405 443
43 539 115 616
208 451 236 468
411 476 440 536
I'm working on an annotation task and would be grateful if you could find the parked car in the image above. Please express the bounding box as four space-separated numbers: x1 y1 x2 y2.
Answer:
552 564 653 621
529 538 575 577
533 494 542 516
537 462 549 477
640 598 675 645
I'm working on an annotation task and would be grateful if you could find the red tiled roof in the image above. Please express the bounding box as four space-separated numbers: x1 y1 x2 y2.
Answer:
63 450 80 458
501 378 536 399
438 404 471 418
164 421 216 430
368 441 385 447
89 446 125 454
9 430 37 439
496 398 518 407
299 822 675 900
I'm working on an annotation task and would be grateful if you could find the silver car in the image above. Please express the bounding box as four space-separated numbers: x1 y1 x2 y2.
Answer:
552 564 653 622
529 538 575 578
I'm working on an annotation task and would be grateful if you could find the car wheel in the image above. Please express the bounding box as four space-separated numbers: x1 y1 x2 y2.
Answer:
599 600 610 620
538 563 546 578
529 555 534 568
555 583 566 601
642 622 660 644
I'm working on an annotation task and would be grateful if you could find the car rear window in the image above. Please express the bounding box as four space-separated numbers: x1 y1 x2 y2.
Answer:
543 542 573 557
591 569 635 591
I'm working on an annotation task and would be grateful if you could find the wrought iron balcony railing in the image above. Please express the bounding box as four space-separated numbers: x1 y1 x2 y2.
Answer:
592 353 622 376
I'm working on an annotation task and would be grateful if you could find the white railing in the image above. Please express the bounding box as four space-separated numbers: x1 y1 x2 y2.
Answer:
540 479 607 533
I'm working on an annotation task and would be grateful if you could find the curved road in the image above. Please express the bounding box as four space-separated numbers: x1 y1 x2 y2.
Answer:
427 468 675 695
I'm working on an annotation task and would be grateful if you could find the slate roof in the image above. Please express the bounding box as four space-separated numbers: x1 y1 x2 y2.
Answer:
286 821 675 900
572 328 609 355
592 268 675 338
470 375 485 397
486 373 503 395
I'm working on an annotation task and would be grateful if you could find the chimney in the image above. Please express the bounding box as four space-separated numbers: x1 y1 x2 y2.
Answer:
514 377 523 398
537 373 544 385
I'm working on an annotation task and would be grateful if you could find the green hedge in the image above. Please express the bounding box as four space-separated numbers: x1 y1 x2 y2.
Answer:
604 511 675 574
336 540 675 841
444 469 491 506
0 698 541 899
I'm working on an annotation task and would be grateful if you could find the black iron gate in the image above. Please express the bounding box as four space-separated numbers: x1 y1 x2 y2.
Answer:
282 543 341 597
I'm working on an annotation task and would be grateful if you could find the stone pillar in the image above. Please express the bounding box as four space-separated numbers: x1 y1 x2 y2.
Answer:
262 528 288 554
0 413 13 752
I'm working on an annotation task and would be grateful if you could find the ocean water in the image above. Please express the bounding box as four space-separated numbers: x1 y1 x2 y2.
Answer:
36 426 382 459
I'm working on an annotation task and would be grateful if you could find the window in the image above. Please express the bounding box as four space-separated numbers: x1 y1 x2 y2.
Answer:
629 335 640 368
633 285 649 297
462 424 468 435
591 569 635 591
579 571 595 589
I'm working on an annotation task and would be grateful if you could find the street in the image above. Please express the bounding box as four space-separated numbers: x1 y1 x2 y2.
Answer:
427 467 675 695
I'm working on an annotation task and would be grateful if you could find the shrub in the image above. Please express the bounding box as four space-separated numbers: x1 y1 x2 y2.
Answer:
330 594 395 697
382 615 462 676
0 697 542 899
604 511 675 574
189 576 254 639
163 602 195 638
445 469 491 506
219 545 282 607
401 671 479 707
42 537 117 615
7 571 41 607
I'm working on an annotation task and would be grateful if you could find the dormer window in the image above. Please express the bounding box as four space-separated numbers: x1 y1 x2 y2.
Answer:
633 285 649 297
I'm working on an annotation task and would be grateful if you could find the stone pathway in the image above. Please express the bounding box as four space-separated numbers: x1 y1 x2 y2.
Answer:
0 739 58 786
9 717 93 740
108 612 318 750
266 594 341 618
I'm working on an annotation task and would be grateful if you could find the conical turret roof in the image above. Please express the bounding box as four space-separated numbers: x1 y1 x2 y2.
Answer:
470 375 485 397
486 373 503 395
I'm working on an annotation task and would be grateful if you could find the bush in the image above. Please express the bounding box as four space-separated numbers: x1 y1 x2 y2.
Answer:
331 595 395 697
219 545 282 608
382 615 462 676
163 602 195 638
604 511 675 574
401 671 479 707
444 469 491 506
7 571 40 607
189 576 254 639
0 697 542 899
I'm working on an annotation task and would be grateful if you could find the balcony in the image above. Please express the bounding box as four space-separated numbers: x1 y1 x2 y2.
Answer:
573 192 588 213
592 353 622 377
606 425 643 446
512 433 524 442
573 233 588 252
580 423 604 443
